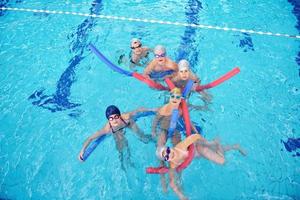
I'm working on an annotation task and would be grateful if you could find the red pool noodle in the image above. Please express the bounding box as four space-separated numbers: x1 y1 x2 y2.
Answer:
146 166 169 174
164 78 175 90
196 67 240 91
133 73 168 90
146 79 195 174
176 99 194 172
145 99 195 174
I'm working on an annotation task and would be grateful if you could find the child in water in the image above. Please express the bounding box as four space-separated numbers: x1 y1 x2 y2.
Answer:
156 134 246 200
78 105 152 171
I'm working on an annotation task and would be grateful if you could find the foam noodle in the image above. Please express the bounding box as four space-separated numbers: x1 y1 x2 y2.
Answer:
89 44 167 90
176 99 194 172
89 44 133 76
82 135 107 161
196 67 240 91
167 109 179 138
146 79 194 174
132 73 167 90
82 111 156 161
165 78 175 90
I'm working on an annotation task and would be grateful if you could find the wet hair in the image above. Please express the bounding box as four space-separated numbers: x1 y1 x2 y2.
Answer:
170 87 182 95
105 105 121 119
154 45 166 54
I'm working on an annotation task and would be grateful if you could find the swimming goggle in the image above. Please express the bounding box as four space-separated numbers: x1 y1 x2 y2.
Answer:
131 43 142 49
155 53 166 58
108 114 120 121
163 147 171 161
179 69 189 73
170 94 182 99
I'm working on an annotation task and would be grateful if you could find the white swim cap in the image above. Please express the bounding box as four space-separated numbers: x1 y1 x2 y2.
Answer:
154 45 166 54
131 38 141 45
178 59 190 71
156 146 166 160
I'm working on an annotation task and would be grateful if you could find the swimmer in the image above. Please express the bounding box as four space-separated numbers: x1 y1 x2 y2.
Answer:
129 38 151 70
171 59 212 106
78 105 153 171
151 87 184 193
156 134 246 200
143 45 178 79
152 87 183 148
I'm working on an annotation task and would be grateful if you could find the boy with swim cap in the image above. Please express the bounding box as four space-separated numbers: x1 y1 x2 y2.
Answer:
172 59 199 88
78 105 153 171
129 38 151 70
143 45 178 79
172 59 212 107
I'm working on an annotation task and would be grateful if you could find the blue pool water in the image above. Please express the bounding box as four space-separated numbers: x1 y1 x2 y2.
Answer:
0 0 300 199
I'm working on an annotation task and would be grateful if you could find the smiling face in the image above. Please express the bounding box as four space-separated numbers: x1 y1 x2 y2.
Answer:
108 114 122 127
178 68 190 80
154 49 166 64
169 88 182 106
169 93 182 105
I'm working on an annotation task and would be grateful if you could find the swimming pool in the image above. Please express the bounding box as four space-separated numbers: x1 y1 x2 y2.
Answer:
0 0 299 199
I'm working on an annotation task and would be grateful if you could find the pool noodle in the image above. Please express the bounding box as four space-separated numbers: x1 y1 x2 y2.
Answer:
89 44 133 77
167 109 179 138
176 99 194 172
89 44 167 90
82 111 156 161
146 79 195 174
182 80 194 98
196 67 240 91
132 73 168 90
82 135 107 161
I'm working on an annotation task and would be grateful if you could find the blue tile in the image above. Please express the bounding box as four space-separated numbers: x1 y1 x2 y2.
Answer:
281 138 300 157
288 0 300 75
176 0 202 69
28 0 103 117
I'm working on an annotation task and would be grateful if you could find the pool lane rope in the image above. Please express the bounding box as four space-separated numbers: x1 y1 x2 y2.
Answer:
1 7 300 40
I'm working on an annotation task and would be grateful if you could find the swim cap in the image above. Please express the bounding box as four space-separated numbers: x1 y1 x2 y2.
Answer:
156 146 166 161
170 87 182 95
178 59 190 71
105 105 121 119
131 38 141 46
154 45 166 54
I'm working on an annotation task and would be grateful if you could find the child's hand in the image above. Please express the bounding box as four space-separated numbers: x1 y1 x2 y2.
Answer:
78 151 84 162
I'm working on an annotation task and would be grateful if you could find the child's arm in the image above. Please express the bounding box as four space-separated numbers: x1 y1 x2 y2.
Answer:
78 124 110 161
175 134 203 150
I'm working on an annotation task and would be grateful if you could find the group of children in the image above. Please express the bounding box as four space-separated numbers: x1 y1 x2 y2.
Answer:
78 38 246 200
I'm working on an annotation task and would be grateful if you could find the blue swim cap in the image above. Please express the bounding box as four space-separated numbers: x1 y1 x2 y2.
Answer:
105 105 121 119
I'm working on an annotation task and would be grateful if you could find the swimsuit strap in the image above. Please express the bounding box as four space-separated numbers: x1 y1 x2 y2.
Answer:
130 59 137 64
120 116 130 126
110 116 130 133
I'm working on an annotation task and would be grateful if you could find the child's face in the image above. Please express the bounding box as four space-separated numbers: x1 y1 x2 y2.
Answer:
169 93 182 105
108 114 122 127
179 69 190 80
